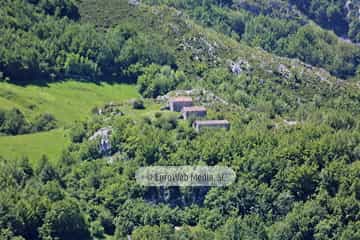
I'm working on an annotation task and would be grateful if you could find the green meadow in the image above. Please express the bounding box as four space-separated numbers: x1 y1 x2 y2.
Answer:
0 81 139 162
0 81 139 126
0 128 69 164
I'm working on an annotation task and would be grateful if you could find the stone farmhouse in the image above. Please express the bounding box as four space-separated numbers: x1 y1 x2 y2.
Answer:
169 97 193 112
168 95 230 132
181 106 207 120
193 120 230 132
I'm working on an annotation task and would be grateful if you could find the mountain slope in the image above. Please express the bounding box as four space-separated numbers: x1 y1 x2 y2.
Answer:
0 1 360 240
77 0 359 113
141 0 360 79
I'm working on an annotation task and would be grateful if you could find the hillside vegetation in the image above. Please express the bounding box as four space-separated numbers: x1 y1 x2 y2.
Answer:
144 0 360 79
0 0 359 240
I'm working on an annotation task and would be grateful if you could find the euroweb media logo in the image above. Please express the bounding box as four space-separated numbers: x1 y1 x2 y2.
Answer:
136 166 236 187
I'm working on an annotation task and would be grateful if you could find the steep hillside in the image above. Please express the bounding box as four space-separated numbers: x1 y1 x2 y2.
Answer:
0 1 360 240
288 0 360 41
142 0 360 79
0 0 359 169
77 0 360 115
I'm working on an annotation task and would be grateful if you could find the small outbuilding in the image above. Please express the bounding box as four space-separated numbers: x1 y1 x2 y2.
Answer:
169 96 193 112
182 106 207 120
193 120 230 132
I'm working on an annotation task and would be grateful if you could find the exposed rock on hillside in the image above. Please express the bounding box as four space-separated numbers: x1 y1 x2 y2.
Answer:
128 0 140 6
180 35 221 64
89 127 113 154
277 64 292 80
228 58 251 75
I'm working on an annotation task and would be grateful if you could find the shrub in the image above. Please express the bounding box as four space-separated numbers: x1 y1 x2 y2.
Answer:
70 123 87 143
0 109 57 135
154 112 162 118
31 113 57 132
0 109 5 127
132 99 145 109
0 108 29 135
138 64 183 98
154 115 178 130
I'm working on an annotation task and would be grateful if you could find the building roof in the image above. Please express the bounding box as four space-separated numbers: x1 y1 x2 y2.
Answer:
169 96 193 102
194 120 229 125
182 106 207 112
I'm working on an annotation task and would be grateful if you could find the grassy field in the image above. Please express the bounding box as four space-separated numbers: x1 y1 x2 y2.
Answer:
0 80 139 162
0 128 69 164
0 80 139 126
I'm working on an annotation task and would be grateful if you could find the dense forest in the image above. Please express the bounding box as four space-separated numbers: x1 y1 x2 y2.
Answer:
1 0 360 84
0 0 175 84
0 0 360 239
